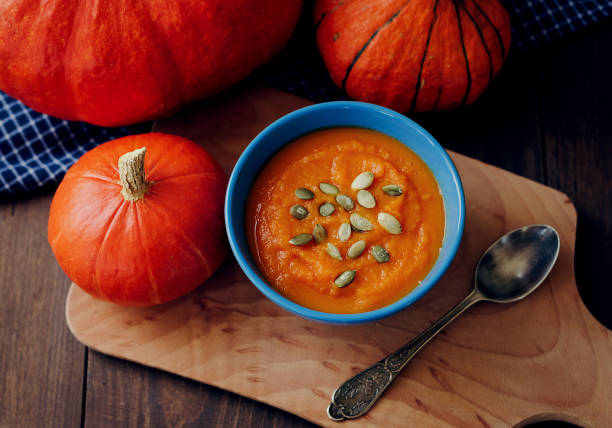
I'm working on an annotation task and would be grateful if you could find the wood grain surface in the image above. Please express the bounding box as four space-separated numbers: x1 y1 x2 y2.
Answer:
2 9 611 427
64 87 612 427
0 196 85 427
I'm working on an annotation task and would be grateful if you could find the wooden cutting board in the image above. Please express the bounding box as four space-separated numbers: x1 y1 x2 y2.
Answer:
66 87 611 428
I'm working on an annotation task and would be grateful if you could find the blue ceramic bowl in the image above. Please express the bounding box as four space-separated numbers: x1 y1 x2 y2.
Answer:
225 102 464 324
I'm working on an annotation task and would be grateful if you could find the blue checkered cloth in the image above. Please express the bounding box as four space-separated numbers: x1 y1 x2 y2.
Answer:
2 0 611 196
509 0 612 48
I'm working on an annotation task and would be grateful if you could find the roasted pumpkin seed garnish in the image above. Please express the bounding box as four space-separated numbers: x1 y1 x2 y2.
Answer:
347 240 366 258
350 213 373 231
351 171 374 190
289 233 313 246
382 184 403 196
319 202 336 216
290 204 309 220
357 189 376 208
338 222 351 242
371 245 390 263
334 270 356 288
326 243 342 260
335 194 354 211
378 212 402 235
313 224 327 243
295 187 314 200
319 182 339 195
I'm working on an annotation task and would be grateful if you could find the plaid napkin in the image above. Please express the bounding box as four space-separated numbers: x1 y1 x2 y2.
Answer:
2 0 611 196
509 0 612 48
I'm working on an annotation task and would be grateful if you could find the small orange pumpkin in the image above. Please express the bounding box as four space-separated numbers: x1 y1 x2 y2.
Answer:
48 133 227 306
315 0 511 111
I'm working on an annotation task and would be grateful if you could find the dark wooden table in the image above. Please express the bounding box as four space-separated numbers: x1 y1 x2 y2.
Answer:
2 14 610 428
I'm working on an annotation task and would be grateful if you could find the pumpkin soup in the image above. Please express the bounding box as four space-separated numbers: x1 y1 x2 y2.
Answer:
246 127 445 313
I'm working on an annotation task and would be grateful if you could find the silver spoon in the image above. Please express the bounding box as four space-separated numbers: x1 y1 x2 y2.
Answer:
327 224 560 421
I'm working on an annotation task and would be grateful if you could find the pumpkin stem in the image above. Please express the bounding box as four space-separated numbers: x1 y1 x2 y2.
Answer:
118 147 150 201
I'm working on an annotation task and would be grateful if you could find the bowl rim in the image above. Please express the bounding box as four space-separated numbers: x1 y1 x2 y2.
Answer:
225 101 465 324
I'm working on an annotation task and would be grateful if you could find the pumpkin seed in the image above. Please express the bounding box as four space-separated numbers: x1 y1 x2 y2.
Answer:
326 243 342 260
289 233 313 246
319 202 336 216
290 204 309 220
338 222 351 242
371 245 390 263
350 213 373 232
335 194 354 211
378 212 402 235
357 189 376 208
319 182 339 195
347 240 366 258
334 270 356 288
295 187 314 200
313 224 327 243
351 171 374 190
382 184 403 196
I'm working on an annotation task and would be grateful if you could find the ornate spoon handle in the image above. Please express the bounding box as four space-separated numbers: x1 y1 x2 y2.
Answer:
327 290 482 421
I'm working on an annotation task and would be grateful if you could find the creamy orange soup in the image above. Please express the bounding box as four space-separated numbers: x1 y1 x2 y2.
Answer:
246 127 445 313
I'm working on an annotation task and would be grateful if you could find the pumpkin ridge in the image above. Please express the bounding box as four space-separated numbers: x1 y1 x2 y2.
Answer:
94 199 126 301
146 181 226 230
135 204 161 305
314 13 326 30
411 0 440 112
341 0 412 90
453 0 472 108
144 154 165 179
140 1 186 106
78 173 121 186
148 202 214 280
471 0 506 60
50 222 64 252
460 0 494 83
152 171 224 184
62 0 105 120
315 0 355 29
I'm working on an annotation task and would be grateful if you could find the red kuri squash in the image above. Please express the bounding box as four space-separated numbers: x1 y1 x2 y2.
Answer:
315 0 511 111
0 1 302 126
48 133 227 306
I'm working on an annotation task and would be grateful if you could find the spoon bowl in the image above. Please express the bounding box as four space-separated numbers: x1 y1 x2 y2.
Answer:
475 225 560 303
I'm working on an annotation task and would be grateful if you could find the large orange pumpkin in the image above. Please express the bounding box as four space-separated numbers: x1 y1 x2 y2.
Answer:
48 133 227 306
315 0 511 111
0 1 302 126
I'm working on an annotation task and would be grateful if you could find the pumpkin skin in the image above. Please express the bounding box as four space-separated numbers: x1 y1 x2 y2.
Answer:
48 133 227 306
0 1 302 127
314 0 511 111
